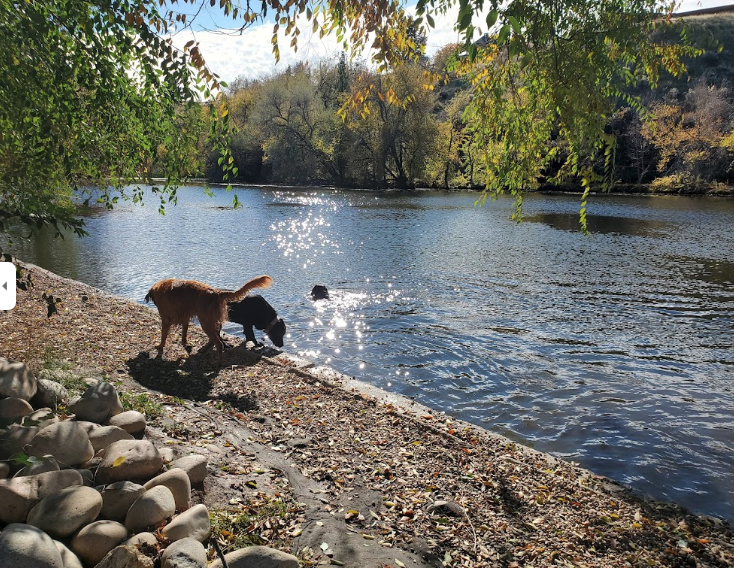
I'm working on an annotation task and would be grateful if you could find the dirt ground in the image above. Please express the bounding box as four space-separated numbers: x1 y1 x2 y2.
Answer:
1 261 733 568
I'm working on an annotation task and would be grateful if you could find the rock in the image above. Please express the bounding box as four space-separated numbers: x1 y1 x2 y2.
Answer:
209 546 299 568
106 411 146 436
143 468 191 512
96 546 154 568
0 424 40 460
70 520 129 567
35 469 84 498
70 382 124 423
159 446 175 463
15 454 59 477
96 440 163 484
26 485 103 538
27 421 94 467
0 397 34 422
0 469 82 524
161 504 210 542
124 485 175 533
0 461 9 479
74 421 101 434
88 425 134 452
169 455 208 485
33 379 68 410
0 523 64 568
74 469 95 486
21 408 59 429
160 538 207 568
0 359 37 401
54 540 84 568
100 481 146 522
0 476 37 523
123 532 157 548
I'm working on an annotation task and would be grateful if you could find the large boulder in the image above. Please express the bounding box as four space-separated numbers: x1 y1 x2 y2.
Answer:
54 540 84 568
69 382 124 424
32 378 69 410
160 538 207 568
96 546 154 568
70 520 129 567
100 481 146 522
26 485 103 539
208 546 299 568
0 359 37 401
124 485 175 533
88 425 134 452
21 408 59 430
106 411 146 436
0 476 37 524
15 454 60 477
0 424 40 460
143 468 191 512
161 504 211 542
169 455 208 485
95 440 163 484
27 421 94 467
0 523 64 568
0 397 34 423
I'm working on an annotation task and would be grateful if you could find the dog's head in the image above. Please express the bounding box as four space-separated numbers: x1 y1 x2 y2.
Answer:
311 285 329 300
264 317 286 347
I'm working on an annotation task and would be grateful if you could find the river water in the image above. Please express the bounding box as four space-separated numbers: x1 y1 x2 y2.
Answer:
7 186 734 523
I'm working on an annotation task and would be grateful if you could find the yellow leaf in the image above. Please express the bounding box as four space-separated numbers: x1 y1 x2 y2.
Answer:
112 456 126 467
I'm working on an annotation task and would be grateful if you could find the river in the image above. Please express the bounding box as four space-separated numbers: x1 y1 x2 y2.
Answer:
7 186 734 523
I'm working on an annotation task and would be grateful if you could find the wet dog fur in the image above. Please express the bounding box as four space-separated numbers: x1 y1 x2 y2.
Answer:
145 275 272 364
227 294 286 348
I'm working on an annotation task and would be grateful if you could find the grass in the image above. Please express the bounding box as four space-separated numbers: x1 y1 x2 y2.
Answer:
117 389 163 419
209 496 299 554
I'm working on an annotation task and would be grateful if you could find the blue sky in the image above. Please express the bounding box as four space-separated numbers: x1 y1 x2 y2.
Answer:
168 0 734 84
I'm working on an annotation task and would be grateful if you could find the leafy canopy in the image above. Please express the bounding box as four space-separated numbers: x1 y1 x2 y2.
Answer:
0 0 694 242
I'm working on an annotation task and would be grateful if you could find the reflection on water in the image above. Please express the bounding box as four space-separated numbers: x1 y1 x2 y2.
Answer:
6 187 734 523
524 212 672 236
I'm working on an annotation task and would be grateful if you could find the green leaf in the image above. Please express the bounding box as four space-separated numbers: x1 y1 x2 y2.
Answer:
486 9 498 28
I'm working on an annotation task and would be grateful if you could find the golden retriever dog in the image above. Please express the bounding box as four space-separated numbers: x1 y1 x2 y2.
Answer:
145 275 272 364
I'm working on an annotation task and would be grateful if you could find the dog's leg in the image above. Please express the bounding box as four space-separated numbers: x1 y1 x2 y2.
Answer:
181 320 193 354
244 325 262 348
155 321 172 353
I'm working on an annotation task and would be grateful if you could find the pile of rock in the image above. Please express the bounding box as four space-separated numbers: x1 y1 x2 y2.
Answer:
0 358 297 568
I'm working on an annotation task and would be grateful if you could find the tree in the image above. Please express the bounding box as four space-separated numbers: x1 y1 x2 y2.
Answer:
1 0 696 246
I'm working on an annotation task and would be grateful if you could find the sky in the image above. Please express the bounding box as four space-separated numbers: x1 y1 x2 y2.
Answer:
168 0 734 85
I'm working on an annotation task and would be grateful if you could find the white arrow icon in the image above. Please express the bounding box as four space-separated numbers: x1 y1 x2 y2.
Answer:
0 263 16 310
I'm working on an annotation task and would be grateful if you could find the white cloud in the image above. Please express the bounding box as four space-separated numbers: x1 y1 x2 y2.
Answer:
172 0 734 84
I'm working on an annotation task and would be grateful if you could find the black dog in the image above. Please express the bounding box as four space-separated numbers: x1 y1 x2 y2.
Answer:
311 285 329 300
227 295 286 348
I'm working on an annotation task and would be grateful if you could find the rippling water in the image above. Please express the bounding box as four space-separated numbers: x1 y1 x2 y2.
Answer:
7 187 734 523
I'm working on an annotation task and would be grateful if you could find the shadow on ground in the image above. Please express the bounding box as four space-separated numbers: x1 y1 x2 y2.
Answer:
126 342 266 401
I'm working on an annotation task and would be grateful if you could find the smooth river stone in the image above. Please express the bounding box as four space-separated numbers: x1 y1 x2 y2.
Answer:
88 425 134 452
0 523 64 568
169 455 208 484
100 480 146 522
26 485 103 538
143 468 191 512
95 439 163 484
0 359 37 401
160 538 207 568
208 546 299 568
161 504 211 542
70 520 129 567
124 485 175 532
27 421 94 467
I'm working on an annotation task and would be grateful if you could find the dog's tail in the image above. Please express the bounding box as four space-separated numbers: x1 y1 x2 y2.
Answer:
219 275 272 303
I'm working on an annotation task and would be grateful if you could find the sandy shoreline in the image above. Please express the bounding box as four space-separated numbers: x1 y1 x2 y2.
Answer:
2 260 733 567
